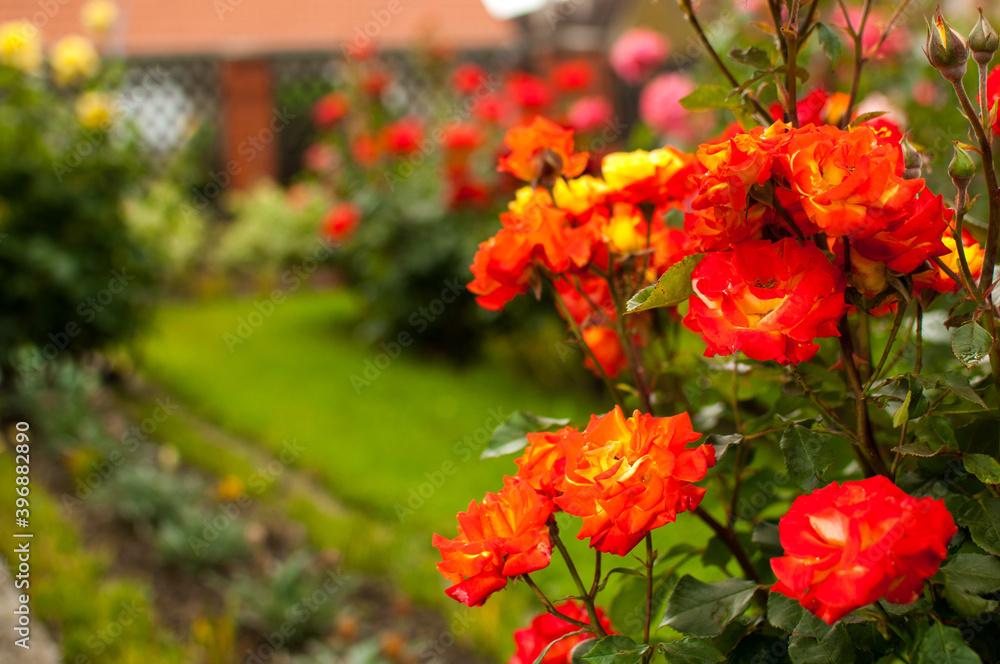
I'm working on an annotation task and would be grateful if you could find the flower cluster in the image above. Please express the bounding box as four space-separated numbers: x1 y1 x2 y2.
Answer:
771 476 956 624
434 406 713 605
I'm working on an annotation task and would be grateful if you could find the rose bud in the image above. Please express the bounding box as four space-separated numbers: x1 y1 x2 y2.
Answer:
900 133 922 179
949 142 977 192
969 8 999 65
925 10 969 81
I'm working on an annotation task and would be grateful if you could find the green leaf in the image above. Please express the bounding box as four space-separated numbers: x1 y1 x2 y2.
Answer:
707 433 743 462
956 495 1000 556
752 521 782 560
661 575 758 637
779 425 835 490
893 389 913 428
570 639 600 663
921 372 988 409
914 623 983 664
626 254 704 313
581 636 649 664
847 111 887 129
657 639 725 663
964 454 1000 484
481 411 570 459
789 625 855 664
679 87 739 112
939 554 1000 594
816 22 842 66
728 46 771 70
951 322 992 368
611 573 677 637
943 584 995 616
767 590 805 632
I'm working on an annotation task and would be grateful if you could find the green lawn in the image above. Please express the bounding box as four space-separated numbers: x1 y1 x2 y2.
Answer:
137 289 718 654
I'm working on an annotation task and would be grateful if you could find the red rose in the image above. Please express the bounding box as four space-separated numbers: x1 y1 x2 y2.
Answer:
508 72 552 111
508 601 614 664
985 66 1000 135
683 238 845 365
382 118 425 156
452 63 488 96
433 478 553 607
320 202 361 242
771 476 957 624
312 92 349 129
551 59 595 93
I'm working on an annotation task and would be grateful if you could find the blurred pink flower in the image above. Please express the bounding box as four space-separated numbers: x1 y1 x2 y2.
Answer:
640 73 707 142
833 7 911 59
912 79 940 107
610 28 669 84
567 96 613 133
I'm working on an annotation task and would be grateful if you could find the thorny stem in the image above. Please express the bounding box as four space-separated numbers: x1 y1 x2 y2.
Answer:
590 550 602 596
678 0 773 125
788 364 859 438
864 301 908 392
950 79 1000 395
643 533 654 653
838 316 891 476
550 277 625 409
952 188 983 302
693 506 761 583
522 574 596 631
550 525 609 637
784 0 803 128
607 256 655 414
915 302 923 374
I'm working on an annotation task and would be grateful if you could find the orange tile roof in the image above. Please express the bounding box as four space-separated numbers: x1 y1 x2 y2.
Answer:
1 0 514 56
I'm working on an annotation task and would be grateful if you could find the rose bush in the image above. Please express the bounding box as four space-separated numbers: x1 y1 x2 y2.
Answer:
431 3 1000 663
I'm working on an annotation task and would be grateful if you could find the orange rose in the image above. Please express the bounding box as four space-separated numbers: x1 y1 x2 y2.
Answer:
498 116 589 185
433 478 553 606
555 407 715 555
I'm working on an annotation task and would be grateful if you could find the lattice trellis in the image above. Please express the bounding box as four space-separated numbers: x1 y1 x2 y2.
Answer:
118 48 515 183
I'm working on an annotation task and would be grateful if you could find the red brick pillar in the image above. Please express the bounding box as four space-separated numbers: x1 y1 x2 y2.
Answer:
219 59 277 189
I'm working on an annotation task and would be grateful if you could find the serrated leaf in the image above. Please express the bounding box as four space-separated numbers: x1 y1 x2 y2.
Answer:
657 639 725 663
922 372 988 409
707 433 742 462
767 590 805 632
847 111 887 129
964 454 1000 484
481 411 570 459
816 22 842 66
914 623 983 664
789 625 856 664
661 576 758 637
779 425 835 490
679 87 739 112
570 639 600 663
956 495 1000 556
581 636 648 664
728 46 771 70
951 322 992 368
626 253 704 313
940 554 1000 594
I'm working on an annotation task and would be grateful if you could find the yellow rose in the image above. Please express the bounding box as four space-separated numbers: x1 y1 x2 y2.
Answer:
50 35 99 86
0 20 42 75
81 0 119 38
75 91 116 129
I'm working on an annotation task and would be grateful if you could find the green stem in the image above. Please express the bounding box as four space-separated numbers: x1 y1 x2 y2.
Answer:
864 301 908 393
607 257 654 414
644 533 654 649
788 364 858 438
522 574 596 631
838 316 890 477
693 506 761 583
550 525 609 637
677 0 772 125
550 277 625 409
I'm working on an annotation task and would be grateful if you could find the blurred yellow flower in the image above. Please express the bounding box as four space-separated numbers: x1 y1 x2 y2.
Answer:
216 475 245 502
81 0 119 38
75 91 116 129
0 20 42 74
50 35 99 86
